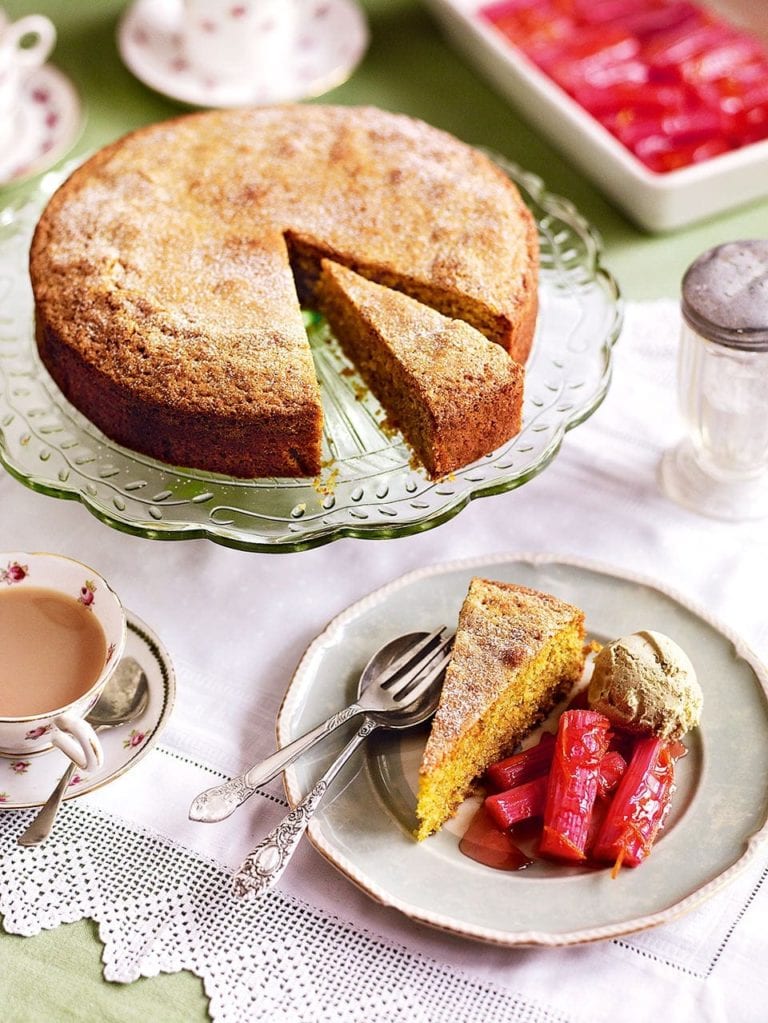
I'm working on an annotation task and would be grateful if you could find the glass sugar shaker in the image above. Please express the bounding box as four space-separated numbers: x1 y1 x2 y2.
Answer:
660 239 768 520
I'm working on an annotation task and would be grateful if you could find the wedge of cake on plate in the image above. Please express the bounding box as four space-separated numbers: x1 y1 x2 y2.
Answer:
416 578 586 840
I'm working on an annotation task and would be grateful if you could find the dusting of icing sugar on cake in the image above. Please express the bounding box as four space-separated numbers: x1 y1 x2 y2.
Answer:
30 105 538 479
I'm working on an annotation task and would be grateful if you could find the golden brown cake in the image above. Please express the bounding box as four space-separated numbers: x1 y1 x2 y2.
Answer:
416 578 586 840
316 260 525 478
30 105 539 478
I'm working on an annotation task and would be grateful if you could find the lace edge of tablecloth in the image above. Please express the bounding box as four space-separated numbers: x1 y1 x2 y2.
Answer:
0 800 573 1023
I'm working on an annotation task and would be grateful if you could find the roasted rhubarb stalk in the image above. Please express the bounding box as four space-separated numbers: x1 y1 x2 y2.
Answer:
596 750 627 798
592 735 676 873
485 732 556 792
486 748 625 830
485 775 549 829
539 710 611 861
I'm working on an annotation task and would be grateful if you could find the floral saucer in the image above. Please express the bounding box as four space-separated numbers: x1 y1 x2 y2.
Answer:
0 612 175 810
0 64 83 187
117 0 369 108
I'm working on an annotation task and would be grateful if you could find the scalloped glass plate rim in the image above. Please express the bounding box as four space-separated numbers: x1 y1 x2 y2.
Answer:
278 553 768 947
0 154 621 552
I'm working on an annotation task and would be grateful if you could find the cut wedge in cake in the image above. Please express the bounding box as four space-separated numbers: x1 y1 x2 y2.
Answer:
287 226 539 363
316 260 525 478
31 105 539 478
416 578 586 840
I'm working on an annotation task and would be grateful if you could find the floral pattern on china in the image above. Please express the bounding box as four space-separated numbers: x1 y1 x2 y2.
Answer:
2 560 104 619
0 732 148 803
25 726 51 741
1 561 28 584
0 730 148 804
118 0 369 108
123 728 147 750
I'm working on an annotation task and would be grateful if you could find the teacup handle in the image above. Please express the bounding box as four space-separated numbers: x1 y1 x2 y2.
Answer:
50 713 103 772
6 15 56 70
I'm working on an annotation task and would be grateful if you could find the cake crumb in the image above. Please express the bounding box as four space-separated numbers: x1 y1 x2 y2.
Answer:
313 466 340 496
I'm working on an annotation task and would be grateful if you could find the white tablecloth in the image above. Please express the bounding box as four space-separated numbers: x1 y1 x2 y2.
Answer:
1 299 767 1023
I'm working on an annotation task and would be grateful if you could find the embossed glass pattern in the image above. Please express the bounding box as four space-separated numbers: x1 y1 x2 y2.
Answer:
0 156 621 552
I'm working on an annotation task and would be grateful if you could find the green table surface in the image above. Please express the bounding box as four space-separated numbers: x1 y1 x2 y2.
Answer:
2 1 767 1020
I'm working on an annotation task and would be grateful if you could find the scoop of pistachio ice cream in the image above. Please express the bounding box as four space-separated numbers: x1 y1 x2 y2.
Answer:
587 631 702 740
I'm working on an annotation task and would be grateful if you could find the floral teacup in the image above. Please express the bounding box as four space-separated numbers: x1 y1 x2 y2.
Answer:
0 552 126 771
182 0 298 85
0 10 56 152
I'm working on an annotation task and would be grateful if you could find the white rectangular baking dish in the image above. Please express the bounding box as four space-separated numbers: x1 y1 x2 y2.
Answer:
423 0 768 232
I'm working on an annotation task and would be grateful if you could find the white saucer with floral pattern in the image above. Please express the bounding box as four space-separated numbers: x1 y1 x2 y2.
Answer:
0 612 175 810
117 0 369 108
0 64 83 187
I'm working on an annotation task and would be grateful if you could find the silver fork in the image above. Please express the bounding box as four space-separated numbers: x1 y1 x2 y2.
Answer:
232 634 452 900
189 628 453 823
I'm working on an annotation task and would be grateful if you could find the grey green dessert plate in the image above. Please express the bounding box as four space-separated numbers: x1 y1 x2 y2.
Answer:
0 156 620 552
278 554 768 946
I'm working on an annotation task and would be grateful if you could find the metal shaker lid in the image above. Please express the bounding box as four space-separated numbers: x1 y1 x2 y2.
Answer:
681 240 768 350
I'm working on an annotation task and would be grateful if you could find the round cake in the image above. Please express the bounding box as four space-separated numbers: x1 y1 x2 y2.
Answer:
30 105 539 479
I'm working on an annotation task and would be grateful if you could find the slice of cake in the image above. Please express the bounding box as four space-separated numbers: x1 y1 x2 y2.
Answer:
416 578 586 840
316 260 525 478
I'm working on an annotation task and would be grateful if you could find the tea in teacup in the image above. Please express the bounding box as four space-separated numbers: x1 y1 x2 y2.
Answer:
0 552 125 771
0 586 107 717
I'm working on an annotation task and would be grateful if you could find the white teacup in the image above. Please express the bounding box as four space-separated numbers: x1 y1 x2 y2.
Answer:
0 9 56 151
0 552 126 772
183 0 298 85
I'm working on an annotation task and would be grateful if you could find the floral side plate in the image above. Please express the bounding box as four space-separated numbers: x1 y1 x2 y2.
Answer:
277 554 768 947
0 612 175 810
0 156 620 553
